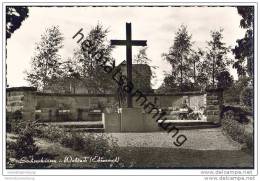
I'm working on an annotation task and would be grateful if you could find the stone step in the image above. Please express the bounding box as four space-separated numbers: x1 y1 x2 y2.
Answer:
62 123 103 129
174 123 220 130
47 121 104 128
39 119 102 122
159 121 220 130
66 127 104 133
79 112 102 122
36 112 102 122
158 119 207 123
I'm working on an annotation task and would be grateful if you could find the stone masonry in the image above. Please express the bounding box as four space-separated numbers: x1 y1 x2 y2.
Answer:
205 88 224 124
6 87 225 132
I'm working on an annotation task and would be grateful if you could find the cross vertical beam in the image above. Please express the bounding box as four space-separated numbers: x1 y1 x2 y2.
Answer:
126 23 133 107
111 23 147 108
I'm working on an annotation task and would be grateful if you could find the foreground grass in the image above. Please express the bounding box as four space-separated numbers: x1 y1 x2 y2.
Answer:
118 147 253 168
7 133 253 169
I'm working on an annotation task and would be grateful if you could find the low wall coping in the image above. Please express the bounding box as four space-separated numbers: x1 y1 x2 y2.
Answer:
6 87 37 92
148 91 205 96
6 86 205 97
35 91 205 97
36 92 115 97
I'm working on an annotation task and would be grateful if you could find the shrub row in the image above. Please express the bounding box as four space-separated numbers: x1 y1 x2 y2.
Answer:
222 118 253 153
33 124 124 168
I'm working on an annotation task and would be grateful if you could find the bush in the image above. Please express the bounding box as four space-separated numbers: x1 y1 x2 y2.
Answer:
223 76 251 105
34 124 66 142
245 132 253 152
6 140 16 159
35 125 119 154
216 71 234 90
31 124 126 168
82 133 121 168
60 132 119 160
14 125 39 159
6 119 11 133
6 110 26 134
86 134 119 156
221 106 251 123
222 117 253 152
240 86 254 108
11 120 27 134
6 125 56 169
60 132 85 151
13 110 23 120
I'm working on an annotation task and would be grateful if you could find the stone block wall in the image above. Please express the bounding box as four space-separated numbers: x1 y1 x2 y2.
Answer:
7 87 224 129
34 92 116 121
205 88 224 124
143 113 164 132
104 90 221 132
6 87 37 121
103 112 121 132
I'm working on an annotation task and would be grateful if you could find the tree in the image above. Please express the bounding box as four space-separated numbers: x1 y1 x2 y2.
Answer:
216 70 234 89
54 58 81 93
190 48 204 85
224 76 251 105
134 47 150 64
232 6 254 79
162 25 193 90
204 29 232 87
6 6 29 87
6 6 29 39
25 26 64 90
196 56 210 90
76 24 116 93
157 74 178 93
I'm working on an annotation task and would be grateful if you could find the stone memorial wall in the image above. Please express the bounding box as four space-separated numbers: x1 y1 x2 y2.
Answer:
6 87 223 132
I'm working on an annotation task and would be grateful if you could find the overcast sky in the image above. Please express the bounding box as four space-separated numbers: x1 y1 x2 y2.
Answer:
6 6 246 88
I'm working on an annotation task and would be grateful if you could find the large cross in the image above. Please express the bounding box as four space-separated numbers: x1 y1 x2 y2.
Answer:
111 23 147 108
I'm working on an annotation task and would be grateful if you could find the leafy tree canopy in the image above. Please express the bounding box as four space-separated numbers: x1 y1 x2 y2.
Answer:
162 25 193 90
232 6 254 78
6 6 29 39
25 26 64 90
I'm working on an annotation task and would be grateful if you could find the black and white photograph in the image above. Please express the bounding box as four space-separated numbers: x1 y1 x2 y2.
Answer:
1 1 258 178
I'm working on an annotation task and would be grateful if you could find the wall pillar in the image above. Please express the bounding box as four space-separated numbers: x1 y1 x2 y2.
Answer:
21 88 37 121
206 88 223 124
7 87 37 122
104 111 121 132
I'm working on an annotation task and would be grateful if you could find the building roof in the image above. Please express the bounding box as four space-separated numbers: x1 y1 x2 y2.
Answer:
117 61 152 76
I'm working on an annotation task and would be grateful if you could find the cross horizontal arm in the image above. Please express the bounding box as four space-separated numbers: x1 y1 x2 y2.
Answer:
110 40 126 46
131 40 147 46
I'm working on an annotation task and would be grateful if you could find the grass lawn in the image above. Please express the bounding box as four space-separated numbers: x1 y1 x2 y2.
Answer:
28 146 254 168
117 147 253 168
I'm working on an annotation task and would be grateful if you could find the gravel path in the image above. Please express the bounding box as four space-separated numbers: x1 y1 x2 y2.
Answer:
107 128 243 150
